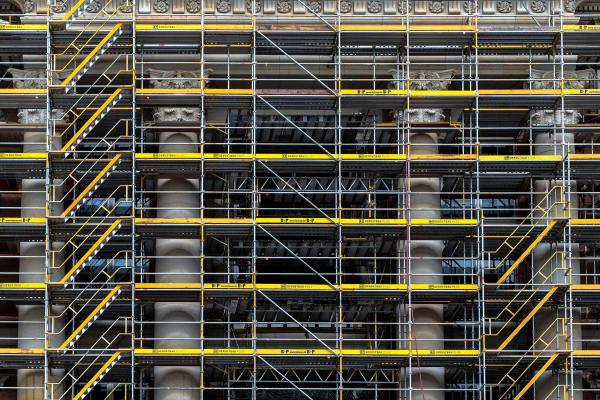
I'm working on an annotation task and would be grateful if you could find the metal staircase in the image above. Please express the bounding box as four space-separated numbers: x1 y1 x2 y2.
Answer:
491 318 566 400
486 185 566 285
46 1 134 398
484 185 572 400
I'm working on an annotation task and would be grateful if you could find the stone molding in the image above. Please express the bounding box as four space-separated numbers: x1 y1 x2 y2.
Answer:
22 0 582 17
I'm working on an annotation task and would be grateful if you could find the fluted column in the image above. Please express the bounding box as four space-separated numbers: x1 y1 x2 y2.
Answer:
530 69 594 400
148 69 206 400
392 70 453 400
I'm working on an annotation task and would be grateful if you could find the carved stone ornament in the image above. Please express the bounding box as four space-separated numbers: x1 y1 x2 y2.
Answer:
216 0 231 12
496 1 513 13
400 108 445 123
428 0 444 13
463 1 475 13
530 69 596 90
246 0 262 12
23 0 35 13
86 0 102 13
339 0 352 13
146 68 212 89
153 0 169 12
397 0 411 13
409 70 454 90
51 0 68 13
185 0 201 12
118 0 133 12
8 68 47 89
531 109 581 127
307 0 322 13
530 0 547 13
564 0 575 12
153 107 201 122
276 0 291 12
367 0 382 13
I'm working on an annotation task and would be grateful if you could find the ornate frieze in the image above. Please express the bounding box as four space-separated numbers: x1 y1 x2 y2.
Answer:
24 0 584 23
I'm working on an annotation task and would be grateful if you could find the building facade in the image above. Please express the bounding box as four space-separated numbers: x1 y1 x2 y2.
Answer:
0 0 600 399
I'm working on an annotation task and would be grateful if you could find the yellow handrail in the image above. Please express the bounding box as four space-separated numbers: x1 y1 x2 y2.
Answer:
60 23 123 87
496 287 557 351
485 252 566 346
48 185 130 272
487 186 566 281
59 218 123 284
50 0 119 74
496 220 557 284
61 153 122 217
59 285 122 349
61 87 123 152
73 351 121 400
494 319 567 400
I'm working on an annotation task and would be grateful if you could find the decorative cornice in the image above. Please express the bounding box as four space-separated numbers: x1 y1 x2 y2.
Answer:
33 0 577 17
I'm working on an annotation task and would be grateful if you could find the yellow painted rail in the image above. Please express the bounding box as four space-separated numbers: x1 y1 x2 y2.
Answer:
136 283 478 291
513 353 559 400
60 23 123 87
59 219 123 284
135 348 478 356
496 220 558 284
59 285 122 350
495 287 558 351
135 217 476 226
73 351 121 400
62 154 122 217
61 88 123 153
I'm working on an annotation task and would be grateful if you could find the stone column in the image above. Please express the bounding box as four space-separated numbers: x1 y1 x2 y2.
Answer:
9 68 64 400
147 69 207 400
530 69 594 400
392 70 454 400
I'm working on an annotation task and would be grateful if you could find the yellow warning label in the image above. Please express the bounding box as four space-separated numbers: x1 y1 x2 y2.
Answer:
205 348 253 355
135 348 202 355
340 89 406 95
343 284 406 290
258 349 335 355
205 283 253 289
410 284 478 291
564 25 600 31
341 154 406 160
258 217 334 224
136 24 201 30
564 89 600 95
0 283 45 289
0 24 46 30
0 152 47 159
344 349 409 356
480 155 561 161
0 217 45 223
342 218 406 225
207 153 252 159
414 349 478 356
136 153 202 159
411 218 477 225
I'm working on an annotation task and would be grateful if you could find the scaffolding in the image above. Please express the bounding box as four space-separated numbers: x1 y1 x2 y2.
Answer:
0 0 600 399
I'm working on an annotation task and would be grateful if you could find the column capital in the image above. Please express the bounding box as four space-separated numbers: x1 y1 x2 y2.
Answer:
389 69 455 91
146 68 212 89
8 68 46 89
530 68 596 90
